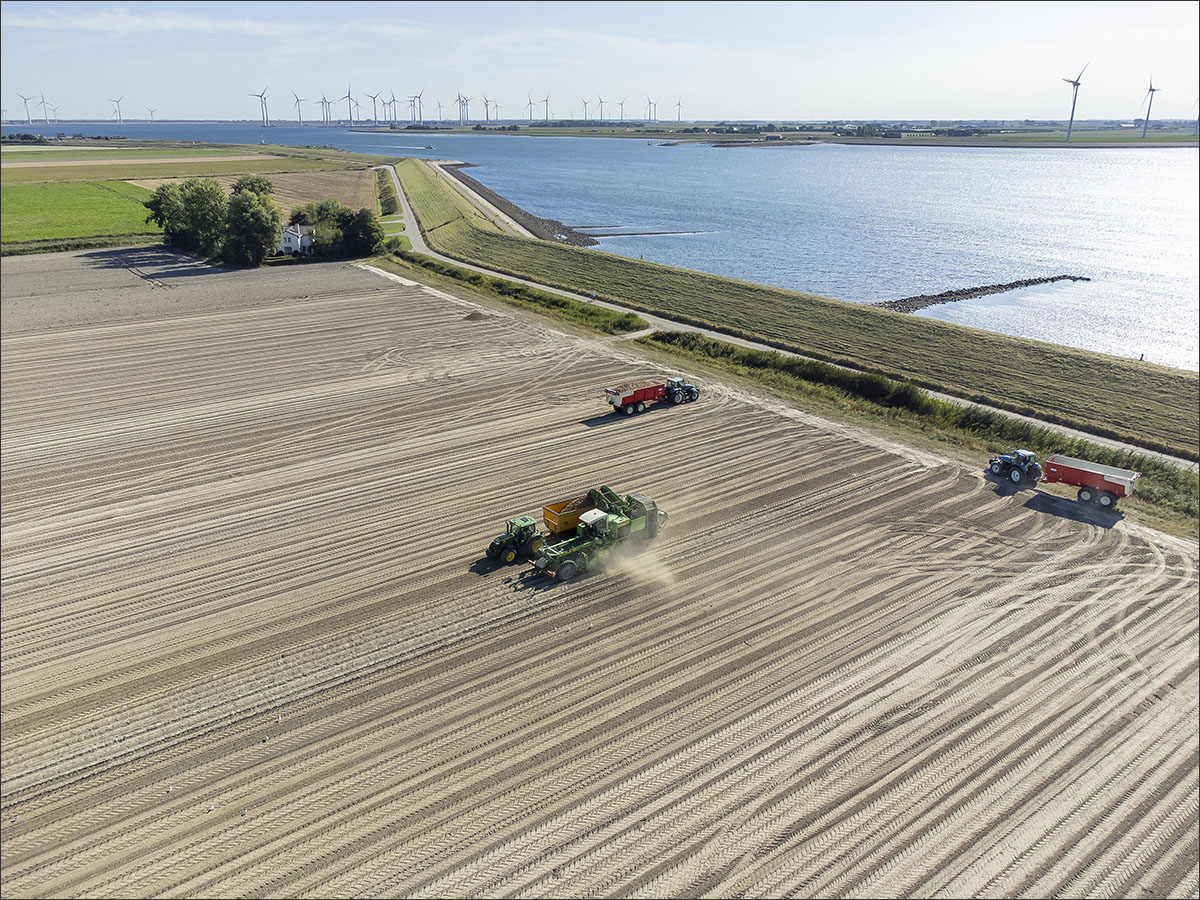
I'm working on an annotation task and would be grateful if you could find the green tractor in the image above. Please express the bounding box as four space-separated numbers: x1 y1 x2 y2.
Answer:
486 515 546 564
533 493 667 581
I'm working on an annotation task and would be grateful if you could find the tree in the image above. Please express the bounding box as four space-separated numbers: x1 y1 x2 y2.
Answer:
223 189 282 267
144 182 186 246
144 177 226 257
178 177 228 257
230 174 275 197
342 207 385 257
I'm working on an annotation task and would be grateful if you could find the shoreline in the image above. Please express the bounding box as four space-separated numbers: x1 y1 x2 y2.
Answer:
439 163 599 246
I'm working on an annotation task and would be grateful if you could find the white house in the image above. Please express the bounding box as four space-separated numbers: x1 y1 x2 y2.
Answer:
278 223 314 256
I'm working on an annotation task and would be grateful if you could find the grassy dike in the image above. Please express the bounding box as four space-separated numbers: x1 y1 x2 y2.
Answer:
393 158 1199 462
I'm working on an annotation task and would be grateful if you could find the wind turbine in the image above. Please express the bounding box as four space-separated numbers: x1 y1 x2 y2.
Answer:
618 97 626 121
646 97 654 122
145 106 157 122
17 92 33 124
109 95 125 125
436 98 444 121
413 88 424 123
342 84 353 124
580 97 590 121
366 90 381 123
527 95 535 123
1062 63 1087 144
493 100 500 121
1140 78 1161 138
47 104 59 124
38 92 51 124
318 92 329 124
483 96 492 122
249 87 267 126
675 97 682 122
389 89 399 125
542 94 550 122
460 94 473 124
292 91 305 125
597 93 605 123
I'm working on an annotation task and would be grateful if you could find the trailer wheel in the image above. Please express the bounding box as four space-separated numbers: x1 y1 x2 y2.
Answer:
557 559 579 582
623 404 635 416
636 402 645 413
1009 468 1024 484
1098 492 1118 509
990 461 1004 475
1077 487 1095 504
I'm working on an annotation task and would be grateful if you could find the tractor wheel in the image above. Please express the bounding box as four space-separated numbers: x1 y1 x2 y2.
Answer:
688 387 700 401
623 404 635 416
990 461 1004 475
486 544 498 559
557 558 579 582
636 402 645 413
1098 492 1118 509
501 547 518 564
671 390 684 404
1077 487 1095 504
1009 468 1024 484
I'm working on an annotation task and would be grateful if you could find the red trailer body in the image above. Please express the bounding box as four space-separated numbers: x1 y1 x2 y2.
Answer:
1042 454 1140 508
604 377 699 415
606 380 666 410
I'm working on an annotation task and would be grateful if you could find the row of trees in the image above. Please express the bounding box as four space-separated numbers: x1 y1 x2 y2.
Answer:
143 175 383 267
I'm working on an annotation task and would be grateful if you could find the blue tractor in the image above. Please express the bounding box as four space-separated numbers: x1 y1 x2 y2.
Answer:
988 449 1043 485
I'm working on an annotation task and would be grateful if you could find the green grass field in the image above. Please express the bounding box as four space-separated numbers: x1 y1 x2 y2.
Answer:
396 158 1199 459
0 181 160 242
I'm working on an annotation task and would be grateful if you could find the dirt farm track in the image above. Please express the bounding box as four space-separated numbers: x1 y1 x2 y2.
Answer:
1 249 1197 899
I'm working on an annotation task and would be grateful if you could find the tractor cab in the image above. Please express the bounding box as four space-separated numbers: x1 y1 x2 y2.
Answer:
1013 450 1039 465
488 515 541 563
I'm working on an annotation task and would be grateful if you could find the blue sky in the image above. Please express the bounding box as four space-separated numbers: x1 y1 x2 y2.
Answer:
2 1 1198 123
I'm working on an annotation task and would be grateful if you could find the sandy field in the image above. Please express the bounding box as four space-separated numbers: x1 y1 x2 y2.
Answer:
1 249 1197 898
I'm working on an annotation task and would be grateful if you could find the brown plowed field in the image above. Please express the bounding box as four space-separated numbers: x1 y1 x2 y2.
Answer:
129 169 378 217
2 251 1197 898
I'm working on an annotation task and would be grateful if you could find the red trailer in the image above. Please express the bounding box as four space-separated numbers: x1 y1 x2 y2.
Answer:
1042 454 1140 509
605 377 699 415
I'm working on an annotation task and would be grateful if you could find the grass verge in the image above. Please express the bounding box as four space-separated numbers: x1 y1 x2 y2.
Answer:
0 234 162 256
639 330 1199 536
379 251 648 334
395 158 1199 460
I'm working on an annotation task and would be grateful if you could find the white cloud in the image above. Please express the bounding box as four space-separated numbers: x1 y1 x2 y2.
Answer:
1 6 307 38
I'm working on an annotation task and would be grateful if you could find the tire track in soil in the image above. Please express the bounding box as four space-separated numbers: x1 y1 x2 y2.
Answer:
2 263 1196 899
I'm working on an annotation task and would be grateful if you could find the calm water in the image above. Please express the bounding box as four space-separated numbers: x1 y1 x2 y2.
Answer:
5 122 1197 370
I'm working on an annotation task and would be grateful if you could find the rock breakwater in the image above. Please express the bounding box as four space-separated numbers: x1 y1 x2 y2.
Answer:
877 275 1091 313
